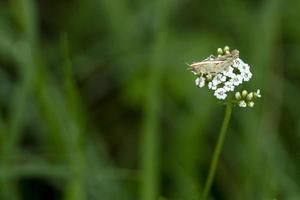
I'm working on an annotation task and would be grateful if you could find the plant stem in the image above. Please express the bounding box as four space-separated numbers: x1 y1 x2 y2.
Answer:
202 101 233 200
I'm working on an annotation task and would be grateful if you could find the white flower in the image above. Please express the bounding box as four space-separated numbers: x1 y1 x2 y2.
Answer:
233 58 245 68
212 79 220 86
248 101 255 107
212 74 226 85
255 89 261 98
241 70 252 81
214 88 227 100
219 74 227 82
222 66 235 78
239 100 247 107
195 77 205 88
238 63 250 73
232 58 252 82
223 81 235 91
230 74 243 86
208 82 217 90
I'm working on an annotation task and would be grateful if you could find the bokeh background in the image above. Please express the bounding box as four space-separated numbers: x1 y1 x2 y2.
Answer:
0 0 299 199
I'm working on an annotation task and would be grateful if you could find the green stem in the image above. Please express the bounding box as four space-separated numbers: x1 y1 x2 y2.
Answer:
202 101 233 200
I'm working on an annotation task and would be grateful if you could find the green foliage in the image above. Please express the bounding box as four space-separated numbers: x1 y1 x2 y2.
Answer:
0 0 300 199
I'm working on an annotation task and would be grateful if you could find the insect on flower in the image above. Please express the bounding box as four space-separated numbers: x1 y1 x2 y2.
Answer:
187 46 261 105
188 49 240 77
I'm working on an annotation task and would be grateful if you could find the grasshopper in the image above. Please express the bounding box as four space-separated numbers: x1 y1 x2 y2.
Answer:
188 49 239 76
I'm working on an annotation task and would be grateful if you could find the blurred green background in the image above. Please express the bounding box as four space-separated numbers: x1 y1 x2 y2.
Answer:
0 0 300 199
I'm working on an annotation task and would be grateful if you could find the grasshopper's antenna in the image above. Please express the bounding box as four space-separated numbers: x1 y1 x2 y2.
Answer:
186 62 193 70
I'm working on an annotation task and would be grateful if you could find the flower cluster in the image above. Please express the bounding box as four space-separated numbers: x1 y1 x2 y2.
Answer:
190 46 261 108
235 89 261 107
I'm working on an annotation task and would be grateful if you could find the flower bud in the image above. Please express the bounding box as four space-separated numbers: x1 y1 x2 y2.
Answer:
246 92 254 101
248 101 255 107
235 92 241 100
242 90 248 97
206 74 212 80
217 48 223 55
224 46 230 52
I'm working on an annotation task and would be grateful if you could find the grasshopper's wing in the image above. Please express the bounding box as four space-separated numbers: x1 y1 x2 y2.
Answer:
214 56 236 72
188 60 223 75
190 54 221 66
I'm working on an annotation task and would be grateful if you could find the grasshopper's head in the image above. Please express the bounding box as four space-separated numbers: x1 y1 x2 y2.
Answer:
231 49 239 58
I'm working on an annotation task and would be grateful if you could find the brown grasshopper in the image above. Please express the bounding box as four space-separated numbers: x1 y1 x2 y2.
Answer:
188 49 239 76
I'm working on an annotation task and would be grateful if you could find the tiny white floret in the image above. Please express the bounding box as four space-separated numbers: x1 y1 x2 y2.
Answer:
222 66 235 78
214 88 227 100
195 77 205 88
208 82 217 90
224 82 235 91
212 74 226 86
255 89 261 98
238 64 250 73
230 74 243 86
239 100 247 107
241 70 252 81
